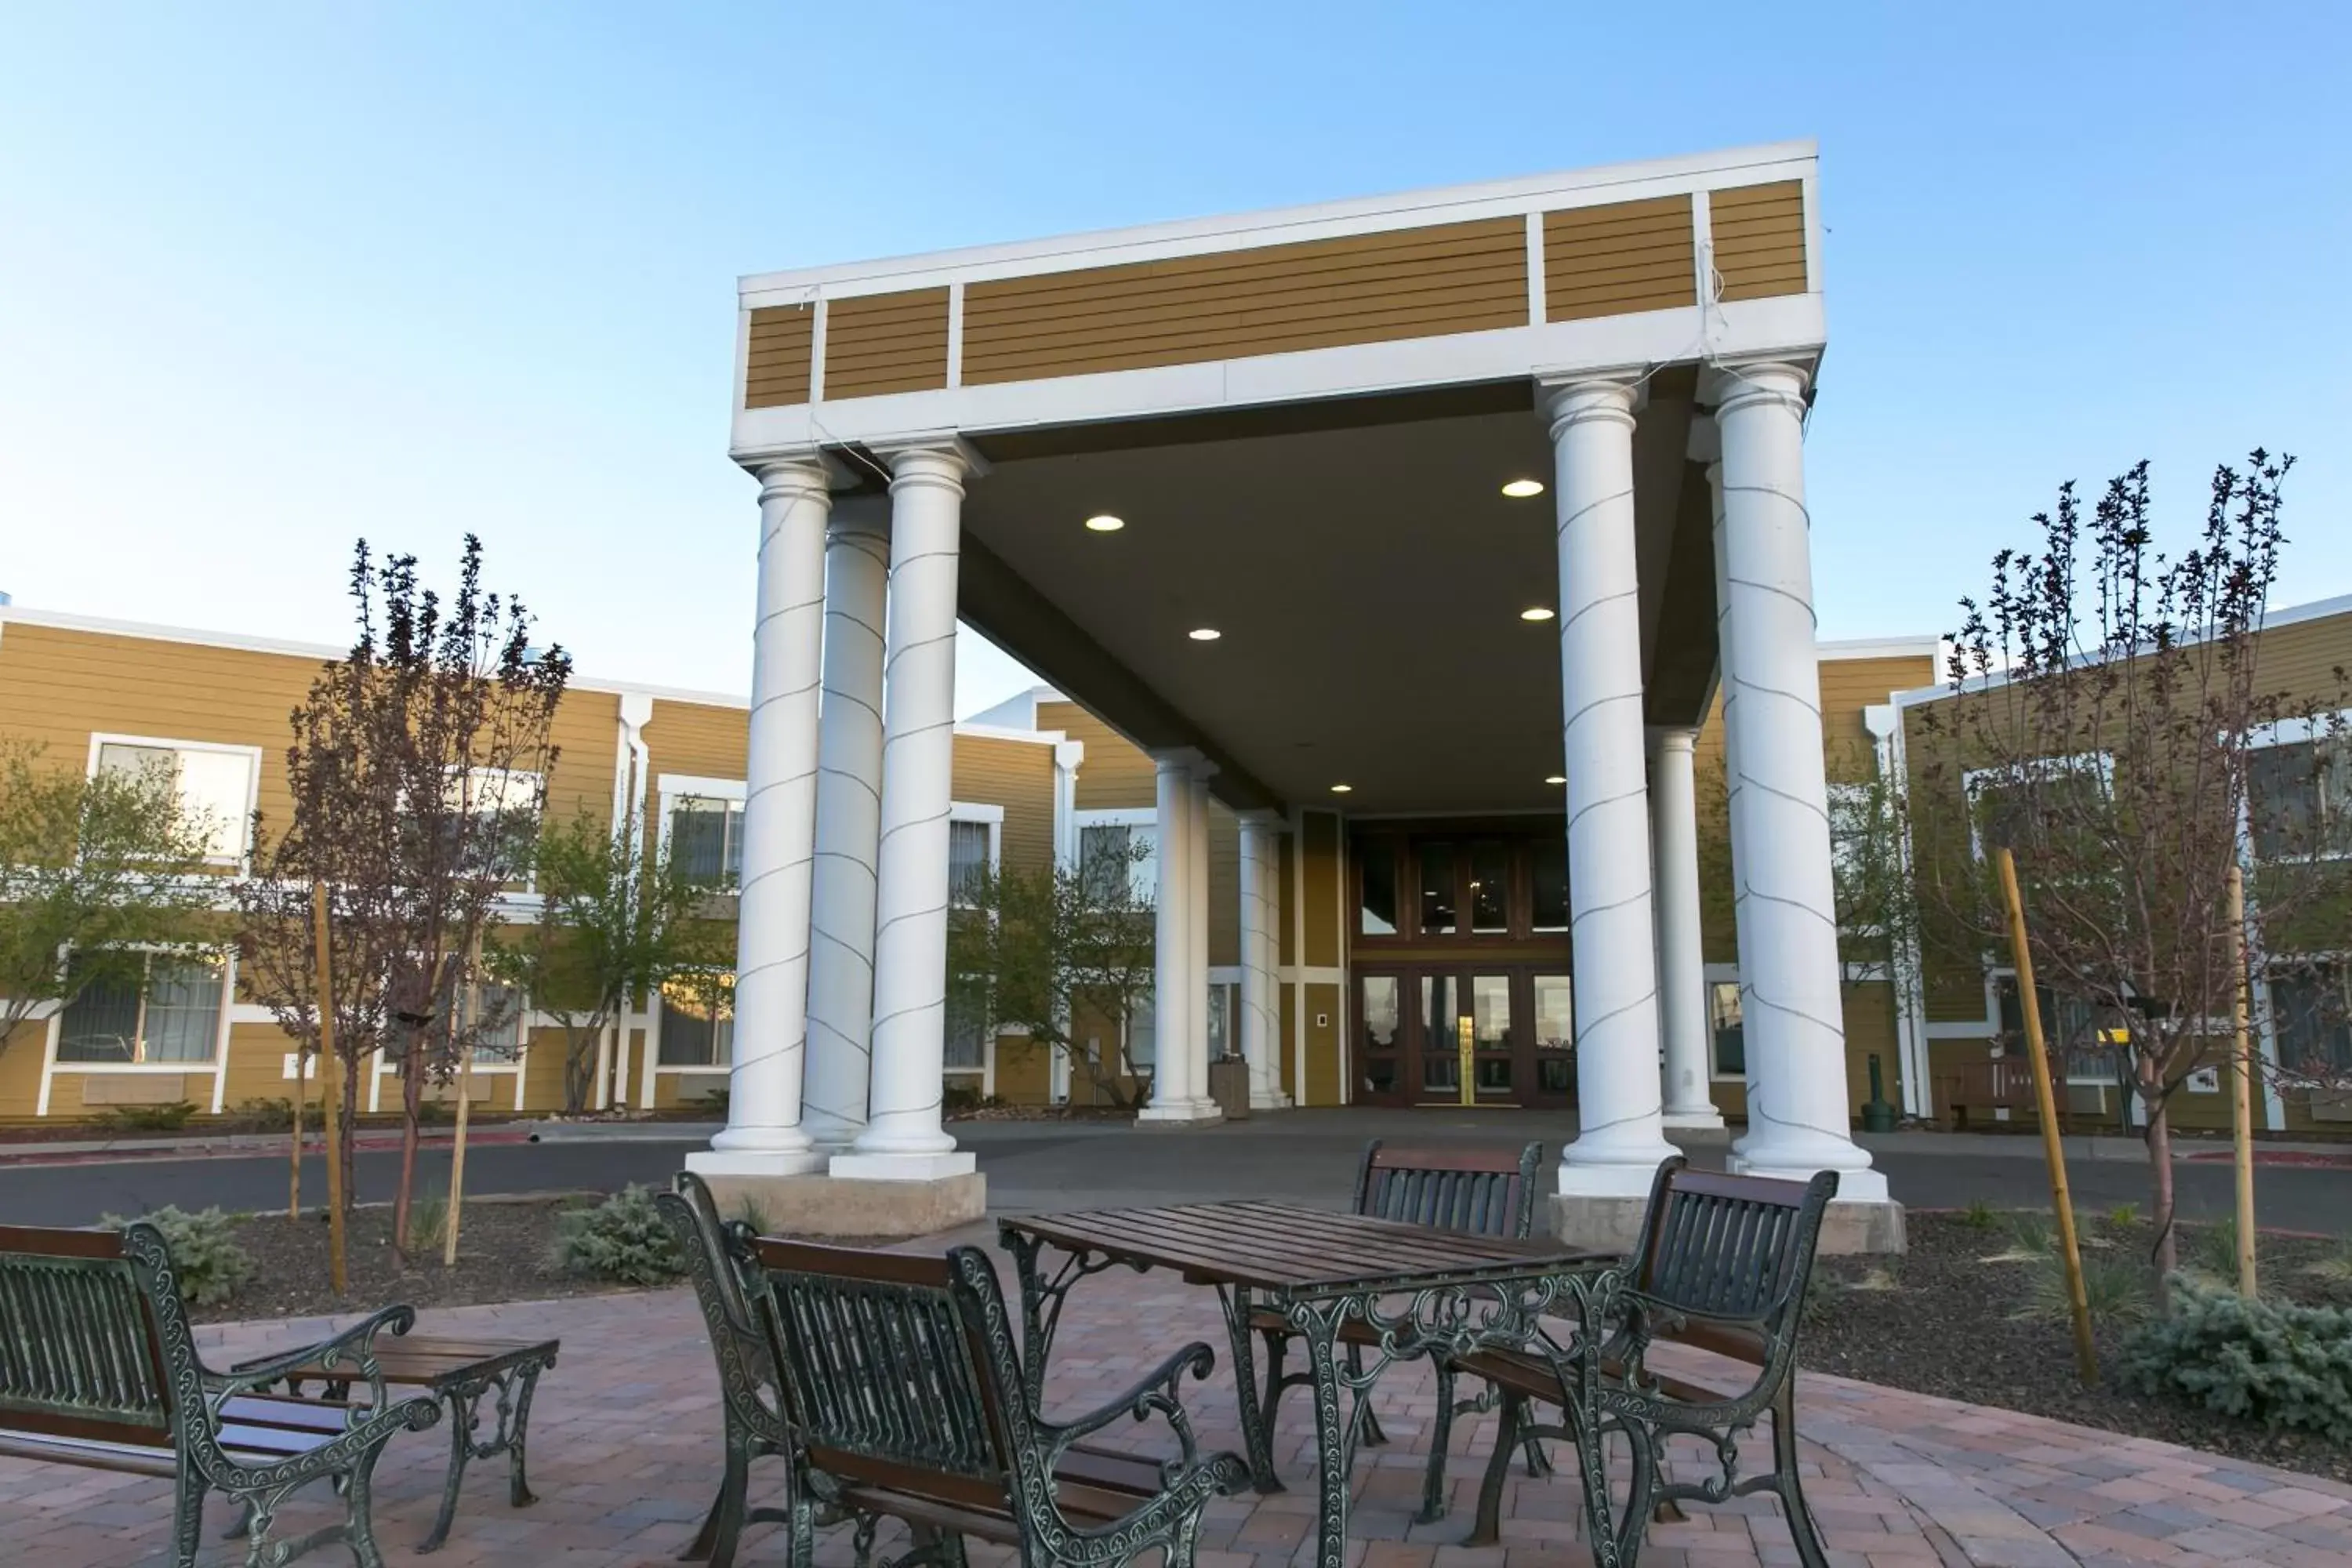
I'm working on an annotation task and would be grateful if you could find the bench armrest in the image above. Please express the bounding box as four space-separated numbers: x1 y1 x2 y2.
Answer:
1033 1340 1217 1473
205 1303 417 1414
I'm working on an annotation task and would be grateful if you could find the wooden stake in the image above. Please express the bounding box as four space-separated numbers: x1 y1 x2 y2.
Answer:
310 880 347 1295
1995 845 2097 1385
2227 864 2258 1298
444 927 481 1267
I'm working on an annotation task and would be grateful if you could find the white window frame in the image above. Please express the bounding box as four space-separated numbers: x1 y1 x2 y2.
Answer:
656 774 748 887
2244 710 2352 866
1961 752 2112 864
85 732 263 869
1073 808 1158 906
37 946 238 1117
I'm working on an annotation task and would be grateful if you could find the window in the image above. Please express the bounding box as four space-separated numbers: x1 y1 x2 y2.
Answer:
1709 982 1745 1078
1534 975 1573 1094
2270 964 2352 1073
1964 757 2110 862
57 952 226 1064
1469 841 1510 933
1359 840 1398 936
2249 735 2352 861
1076 813 1156 906
944 1010 986 1072
471 982 524 1065
659 975 732 1067
1419 841 1457 935
949 818 993 908
1206 982 1232 1061
1530 841 1569 933
94 739 256 862
1359 976 1400 1096
1125 996 1156 1069
670 797 745 887
1993 974 2114 1082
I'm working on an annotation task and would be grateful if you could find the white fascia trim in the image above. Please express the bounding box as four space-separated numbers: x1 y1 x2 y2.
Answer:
948 801 1007 826
952 722 1069 746
1817 637 1943 662
739 297 1824 456
741 141 1817 300
658 774 748 801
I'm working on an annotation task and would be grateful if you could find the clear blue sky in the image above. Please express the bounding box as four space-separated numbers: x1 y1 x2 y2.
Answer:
3 4 2345 715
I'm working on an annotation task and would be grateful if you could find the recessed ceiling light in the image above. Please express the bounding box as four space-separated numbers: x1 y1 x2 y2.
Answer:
1188 627 1221 641
1501 478 1546 499
1519 607 1555 622
1330 783 1353 794
1545 775 1566 786
1084 514 1125 532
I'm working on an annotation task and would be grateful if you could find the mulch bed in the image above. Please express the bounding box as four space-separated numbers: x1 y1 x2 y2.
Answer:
198 1196 626 1325
1807 1210 2352 1483
949 1104 1135 1123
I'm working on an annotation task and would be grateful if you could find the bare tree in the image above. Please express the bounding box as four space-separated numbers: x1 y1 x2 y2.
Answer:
0 740 220 1058
485 803 731 1113
238 537 570 1261
946 840 1158 1110
1908 452 2352 1291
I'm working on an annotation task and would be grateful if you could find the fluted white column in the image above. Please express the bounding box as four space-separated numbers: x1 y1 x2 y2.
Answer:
1139 753 1217 1121
1650 728 1724 1129
1710 361 1885 1200
1544 375 1679 1196
833 441 982 1181
801 500 890 1149
1186 774 1213 1101
1239 813 1286 1109
688 454 834 1178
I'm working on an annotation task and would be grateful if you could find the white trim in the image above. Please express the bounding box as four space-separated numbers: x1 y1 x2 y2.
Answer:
656 773 748 800
1818 637 1942 662
1523 212 1544 328
950 721 1067 746
742 142 1818 299
945 281 966 389
807 296 829 404
949 801 1007 826
85 731 263 867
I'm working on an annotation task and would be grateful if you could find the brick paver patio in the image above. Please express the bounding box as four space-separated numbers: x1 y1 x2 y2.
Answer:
5 1252 2348 1568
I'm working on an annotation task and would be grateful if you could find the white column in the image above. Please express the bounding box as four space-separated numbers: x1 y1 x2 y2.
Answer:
1543 374 1680 1195
1239 813 1286 1109
688 454 834 1178
833 441 982 1181
1187 773 1214 1102
801 500 890 1149
1138 753 1215 1121
1049 739 1084 1105
1650 728 1724 1129
1710 361 1886 1200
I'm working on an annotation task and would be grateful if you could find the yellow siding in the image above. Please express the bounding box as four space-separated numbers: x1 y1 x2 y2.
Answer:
1711 181 1808 302
824 289 951 400
1302 982 1342 1105
744 305 815 408
1279 980 1298 1100
993 1035 1053 1105
964 219 1528 387
1207 804 1240 967
0 1033 49 1120
1040 701 1156 811
522 1025 573 1112
1301 811 1341 969
1841 982 1902 1112
951 735 1057 873
1544 196 1695 322
220 1022 298 1109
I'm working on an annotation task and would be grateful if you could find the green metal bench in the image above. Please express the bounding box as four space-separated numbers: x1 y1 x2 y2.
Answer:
0 1221 441 1568
1249 1138 1546 1522
1460 1159 1841 1566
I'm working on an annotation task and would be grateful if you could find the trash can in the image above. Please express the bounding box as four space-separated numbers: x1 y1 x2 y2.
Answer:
1207 1056 1251 1120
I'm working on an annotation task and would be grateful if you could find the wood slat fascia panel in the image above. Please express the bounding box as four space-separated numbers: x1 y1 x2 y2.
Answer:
1544 195 1696 322
823 287 949 400
1708 181 1807 302
743 307 815 408
962 218 1526 386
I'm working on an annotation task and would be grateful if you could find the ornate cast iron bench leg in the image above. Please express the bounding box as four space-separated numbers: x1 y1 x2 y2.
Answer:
1214 1285 1283 1494
419 1355 554 1554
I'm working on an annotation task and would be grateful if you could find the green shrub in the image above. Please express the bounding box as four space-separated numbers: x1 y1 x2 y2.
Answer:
2303 1240 2352 1285
2014 1249 2150 1328
100 1205 255 1307
1960 1199 1998 1231
232 1097 296 1132
551 1185 688 1285
408 1189 448 1254
2118 1274 2352 1442
100 1101 197 1133
2105 1202 2140 1229
2185 1218 2255 1287
731 1194 776 1236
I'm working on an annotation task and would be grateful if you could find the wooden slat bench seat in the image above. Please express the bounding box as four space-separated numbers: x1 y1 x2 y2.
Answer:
0 1221 440 1568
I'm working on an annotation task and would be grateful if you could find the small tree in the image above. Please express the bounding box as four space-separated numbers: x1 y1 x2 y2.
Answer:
946 840 1157 1110
238 537 570 1263
1910 452 2352 1293
486 803 731 1113
0 740 223 1057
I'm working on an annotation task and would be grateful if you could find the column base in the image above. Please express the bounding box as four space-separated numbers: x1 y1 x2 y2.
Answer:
1134 1099 1224 1126
827 1149 978 1182
695 1171 985 1240
684 1147 829 1179
1554 1152 1678 1200
1661 1105 1726 1131
1248 1090 1293 1111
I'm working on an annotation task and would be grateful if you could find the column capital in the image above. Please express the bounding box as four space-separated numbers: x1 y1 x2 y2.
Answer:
1235 809 1285 833
1701 358 1813 419
739 445 855 494
1150 746 1217 781
1536 367 1647 437
1645 725 1700 759
1052 739 1086 774
870 434 992 485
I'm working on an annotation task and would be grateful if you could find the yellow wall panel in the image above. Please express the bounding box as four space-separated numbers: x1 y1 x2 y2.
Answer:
1544 196 1695 321
744 306 815 408
1711 182 1808 302
951 735 1057 873
824 289 950 400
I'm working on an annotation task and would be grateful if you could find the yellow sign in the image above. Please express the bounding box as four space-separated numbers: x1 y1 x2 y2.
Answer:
1458 1014 1476 1107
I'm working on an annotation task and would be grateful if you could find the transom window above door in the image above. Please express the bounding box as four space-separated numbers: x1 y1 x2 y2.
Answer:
1352 831 1570 944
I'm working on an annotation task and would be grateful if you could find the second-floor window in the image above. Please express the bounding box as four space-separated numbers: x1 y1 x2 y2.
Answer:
93 739 256 863
670 797 746 887
2270 963 2352 1074
2248 733 2352 861
56 951 227 1064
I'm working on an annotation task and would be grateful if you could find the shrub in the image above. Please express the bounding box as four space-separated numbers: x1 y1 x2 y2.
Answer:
731 1194 776 1236
2184 1218 2255 1287
1960 1199 1998 1231
408 1189 448 1254
2303 1241 2352 1285
2106 1202 2140 1229
232 1097 296 1132
100 1101 197 1133
2118 1275 2352 1443
551 1185 687 1285
2014 1249 2150 1329
100 1205 255 1306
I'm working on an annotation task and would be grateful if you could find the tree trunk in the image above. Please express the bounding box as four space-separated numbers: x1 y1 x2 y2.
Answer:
564 1026 595 1115
2143 1081 2180 1312
393 1030 423 1260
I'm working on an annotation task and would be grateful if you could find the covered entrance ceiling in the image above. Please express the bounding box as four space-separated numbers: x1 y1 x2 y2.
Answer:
951 375 1714 816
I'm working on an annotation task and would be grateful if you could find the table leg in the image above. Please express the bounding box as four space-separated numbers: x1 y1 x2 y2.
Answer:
997 1229 1127 1414
504 1361 546 1508
1213 1285 1283 1494
1283 1297 1374 1568
420 1384 477 1554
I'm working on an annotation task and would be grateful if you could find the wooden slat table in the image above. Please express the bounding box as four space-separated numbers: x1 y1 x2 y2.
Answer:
1000 1200 1611 1568
234 1333 558 1553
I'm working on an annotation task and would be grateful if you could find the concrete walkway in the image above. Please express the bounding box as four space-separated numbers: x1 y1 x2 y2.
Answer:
5 1268 2346 1567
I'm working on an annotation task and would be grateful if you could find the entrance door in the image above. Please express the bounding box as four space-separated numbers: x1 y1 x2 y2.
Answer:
1356 966 1575 1108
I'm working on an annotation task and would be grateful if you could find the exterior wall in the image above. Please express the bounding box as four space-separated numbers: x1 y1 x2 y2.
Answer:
950 735 1056 873
1043 700 1155 810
